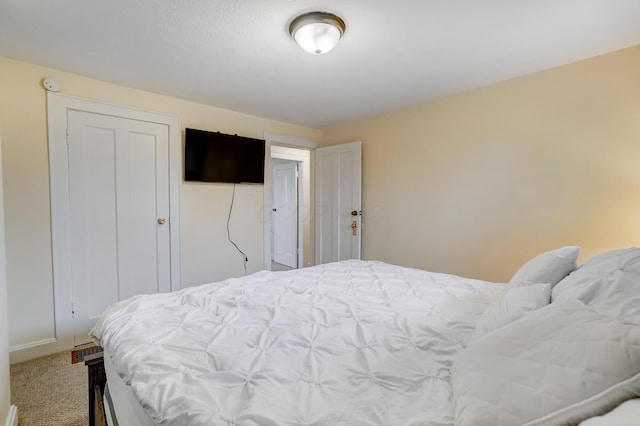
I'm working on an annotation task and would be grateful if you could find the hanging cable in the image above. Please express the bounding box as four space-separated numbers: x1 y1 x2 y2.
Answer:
227 183 248 275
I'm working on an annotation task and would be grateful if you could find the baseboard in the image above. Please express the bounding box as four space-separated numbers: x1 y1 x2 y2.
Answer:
4 405 17 426
9 338 58 364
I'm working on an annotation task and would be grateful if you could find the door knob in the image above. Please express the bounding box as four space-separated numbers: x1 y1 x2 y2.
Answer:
157 217 166 225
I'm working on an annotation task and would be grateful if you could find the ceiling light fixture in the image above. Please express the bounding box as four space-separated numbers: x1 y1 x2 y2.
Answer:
289 12 346 55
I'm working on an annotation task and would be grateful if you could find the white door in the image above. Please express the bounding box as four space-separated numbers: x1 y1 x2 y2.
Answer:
67 110 171 345
315 141 362 264
272 161 298 268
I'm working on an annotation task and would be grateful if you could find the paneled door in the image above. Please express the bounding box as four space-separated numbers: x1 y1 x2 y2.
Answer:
315 141 362 263
67 110 171 346
272 161 298 268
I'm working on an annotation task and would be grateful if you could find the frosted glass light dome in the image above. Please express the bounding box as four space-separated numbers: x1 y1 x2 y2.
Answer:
289 12 346 55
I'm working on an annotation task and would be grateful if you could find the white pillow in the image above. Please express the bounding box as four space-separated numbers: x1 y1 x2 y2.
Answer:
452 300 640 426
508 246 580 288
469 283 551 342
552 248 640 323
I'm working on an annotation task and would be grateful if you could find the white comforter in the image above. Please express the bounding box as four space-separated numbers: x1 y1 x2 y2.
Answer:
91 260 503 425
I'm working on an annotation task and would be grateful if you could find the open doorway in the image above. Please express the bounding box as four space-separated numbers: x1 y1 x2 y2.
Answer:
269 145 309 271
263 132 318 271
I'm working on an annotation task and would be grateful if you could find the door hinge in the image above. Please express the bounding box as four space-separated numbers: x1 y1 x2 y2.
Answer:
65 128 70 145
71 302 75 317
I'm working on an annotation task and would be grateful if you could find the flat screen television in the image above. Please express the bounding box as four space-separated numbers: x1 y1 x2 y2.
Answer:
184 128 265 184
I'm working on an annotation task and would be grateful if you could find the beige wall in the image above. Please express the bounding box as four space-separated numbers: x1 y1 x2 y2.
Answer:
324 45 640 282
3 42 639 356
0 56 321 355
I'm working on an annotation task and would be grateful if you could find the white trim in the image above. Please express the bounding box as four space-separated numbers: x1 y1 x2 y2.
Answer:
47 92 181 352
263 132 318 270
9 338 57 364
263 131 320 149
4 405 17 426
8 337 57 352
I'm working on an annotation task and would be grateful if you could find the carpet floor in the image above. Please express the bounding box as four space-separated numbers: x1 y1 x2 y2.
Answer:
10 351 87 426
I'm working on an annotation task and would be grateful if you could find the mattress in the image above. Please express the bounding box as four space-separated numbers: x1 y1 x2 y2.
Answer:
92 260 504 425
104 352 156 426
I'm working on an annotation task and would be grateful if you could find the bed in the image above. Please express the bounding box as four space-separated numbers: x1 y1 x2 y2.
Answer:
90 247 640 425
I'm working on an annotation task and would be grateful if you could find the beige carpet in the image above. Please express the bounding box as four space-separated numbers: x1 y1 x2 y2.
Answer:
10 351 88 426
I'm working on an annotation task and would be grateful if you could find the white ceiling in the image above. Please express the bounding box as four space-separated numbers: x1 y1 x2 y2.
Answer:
1 0 640 128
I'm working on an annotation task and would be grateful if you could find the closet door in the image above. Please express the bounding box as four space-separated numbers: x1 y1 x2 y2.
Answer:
67 110 171 346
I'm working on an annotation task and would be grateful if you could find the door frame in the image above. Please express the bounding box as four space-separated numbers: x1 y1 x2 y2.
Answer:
48 93 181 350
263 131 319 270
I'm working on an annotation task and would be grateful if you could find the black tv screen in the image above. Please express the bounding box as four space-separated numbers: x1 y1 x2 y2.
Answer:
184 128 265 184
